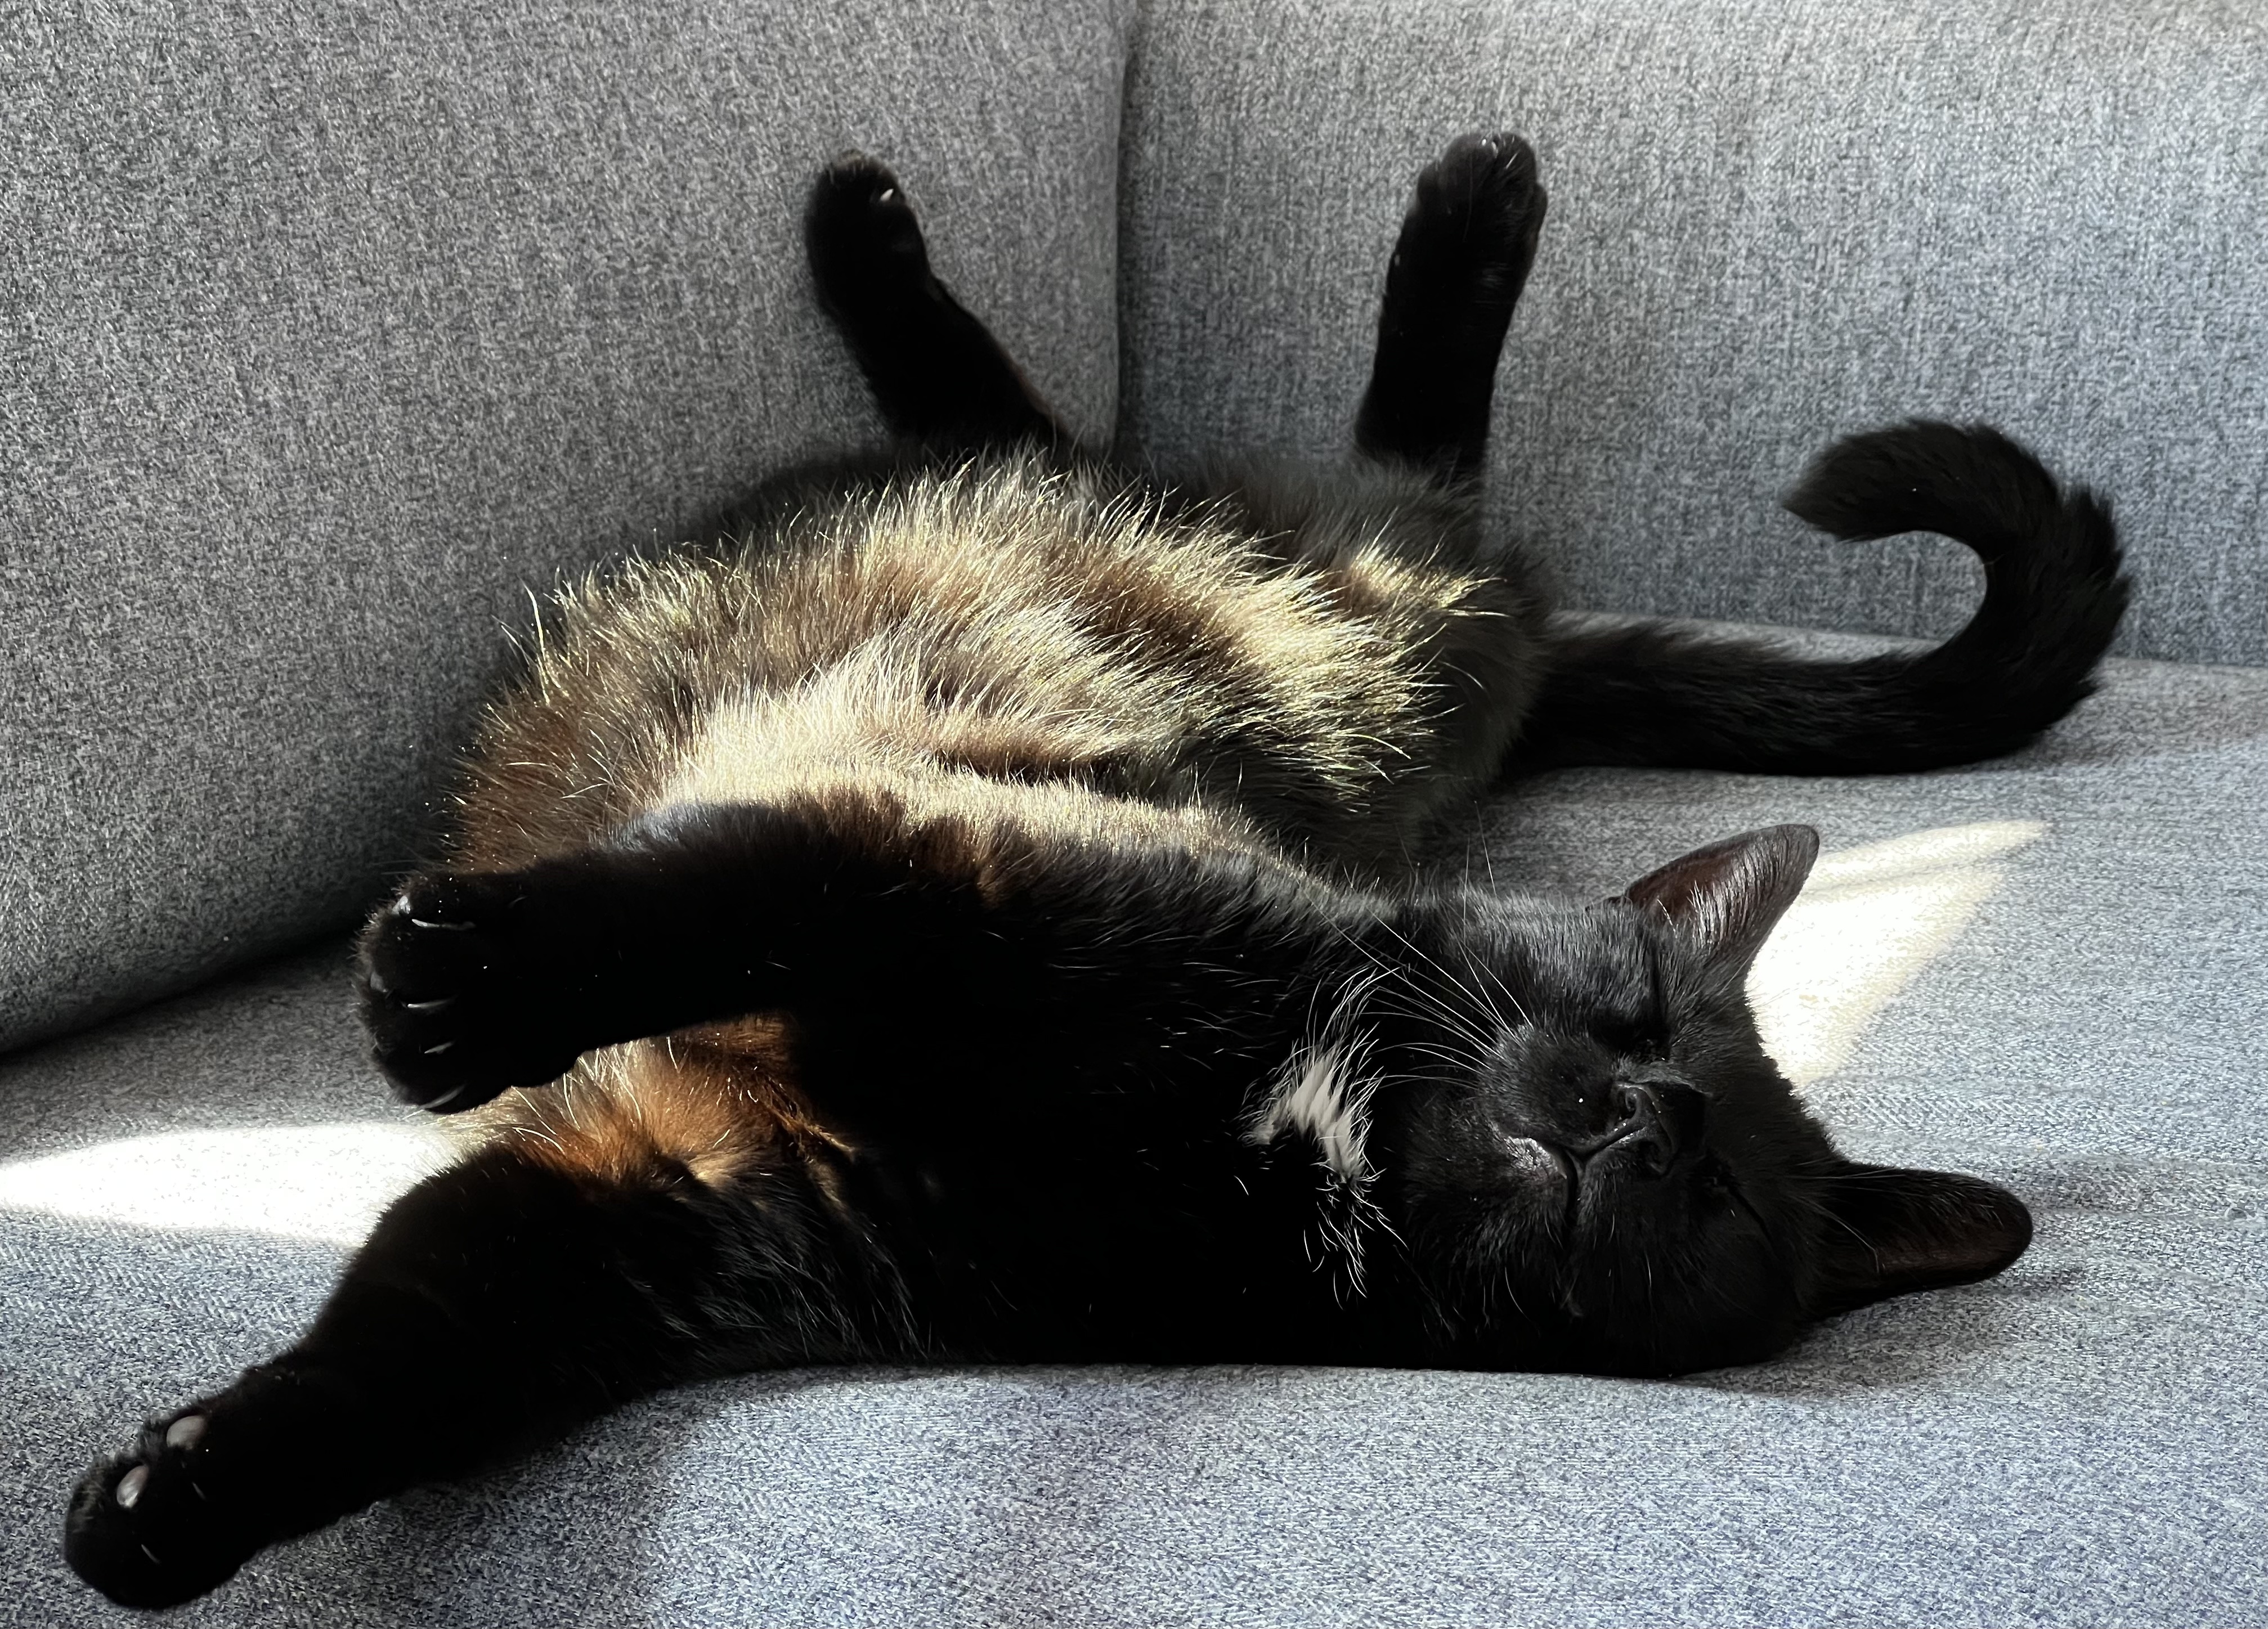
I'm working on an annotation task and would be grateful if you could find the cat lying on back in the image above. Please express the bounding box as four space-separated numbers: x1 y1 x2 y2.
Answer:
66 133 2127 1608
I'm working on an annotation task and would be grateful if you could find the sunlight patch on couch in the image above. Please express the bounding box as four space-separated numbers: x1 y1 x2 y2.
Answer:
0 1122 454 1244
1750 820 2045 1089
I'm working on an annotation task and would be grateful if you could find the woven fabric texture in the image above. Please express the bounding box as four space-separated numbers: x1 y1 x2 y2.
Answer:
0 0 1131 1054
3 647 2262 1626
1118 0 2268 666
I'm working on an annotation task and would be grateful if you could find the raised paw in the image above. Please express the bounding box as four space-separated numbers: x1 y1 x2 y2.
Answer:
803 149 1065 449
65 1408 259 1609
1357 131 1550 478
1398 131 1548 306
805 151 935 323
357 870 586 1112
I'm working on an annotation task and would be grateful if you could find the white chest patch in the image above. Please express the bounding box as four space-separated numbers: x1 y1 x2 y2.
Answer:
1245 1021 1391 1298
1245 1036 1379 1188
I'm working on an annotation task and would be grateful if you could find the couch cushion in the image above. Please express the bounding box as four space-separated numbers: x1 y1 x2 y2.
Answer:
0 0 1132 1054
4 645 2261 1625
1118 0 2268 670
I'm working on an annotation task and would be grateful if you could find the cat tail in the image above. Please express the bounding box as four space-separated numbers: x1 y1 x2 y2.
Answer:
1515 420 2130 774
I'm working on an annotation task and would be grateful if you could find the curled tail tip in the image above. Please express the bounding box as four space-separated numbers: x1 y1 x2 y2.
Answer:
1521 419 2132 775
1783 419 2129 608
1781 419 2067 542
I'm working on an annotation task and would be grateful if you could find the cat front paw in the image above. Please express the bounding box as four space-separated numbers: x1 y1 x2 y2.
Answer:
357 871 585 1112
65 1408 259 1608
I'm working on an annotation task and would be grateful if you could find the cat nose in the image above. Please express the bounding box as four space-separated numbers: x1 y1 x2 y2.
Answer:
1600 1078 1708 1175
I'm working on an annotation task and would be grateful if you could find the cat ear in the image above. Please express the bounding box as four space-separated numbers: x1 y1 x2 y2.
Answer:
1618 824 1819 977
1807 1163 2033 1317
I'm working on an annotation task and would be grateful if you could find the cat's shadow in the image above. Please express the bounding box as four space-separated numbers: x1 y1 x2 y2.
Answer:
325 1370 854 1623
1674 1277 2053 1398
307 1284 2056 1620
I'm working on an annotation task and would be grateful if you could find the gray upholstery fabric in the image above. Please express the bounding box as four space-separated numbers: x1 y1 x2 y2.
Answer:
6 647 2262 1625
0 0 1131 1054
1118 0 2268 667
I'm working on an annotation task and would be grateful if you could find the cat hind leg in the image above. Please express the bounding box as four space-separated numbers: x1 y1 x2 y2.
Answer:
1354 132 1549 482
65 1384 328 1611
805 153 1072 455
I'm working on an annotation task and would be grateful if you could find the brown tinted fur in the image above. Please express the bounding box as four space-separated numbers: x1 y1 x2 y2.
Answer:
438 456 1544 1182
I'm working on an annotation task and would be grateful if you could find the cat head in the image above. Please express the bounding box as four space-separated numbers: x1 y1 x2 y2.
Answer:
1370 825 2031 1375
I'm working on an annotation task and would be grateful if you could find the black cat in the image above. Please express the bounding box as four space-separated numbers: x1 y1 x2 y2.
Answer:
65 133 2126 1608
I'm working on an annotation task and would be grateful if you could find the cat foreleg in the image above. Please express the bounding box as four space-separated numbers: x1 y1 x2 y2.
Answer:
64 1137 877 1608
357 796 1041 1111
358 797 1337 1118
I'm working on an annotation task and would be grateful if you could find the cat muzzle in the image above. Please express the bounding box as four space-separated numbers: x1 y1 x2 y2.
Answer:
1569 1077 1708 1178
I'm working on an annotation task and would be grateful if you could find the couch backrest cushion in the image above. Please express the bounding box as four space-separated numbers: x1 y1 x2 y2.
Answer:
1118 0 2268 667
0 0 1131 1053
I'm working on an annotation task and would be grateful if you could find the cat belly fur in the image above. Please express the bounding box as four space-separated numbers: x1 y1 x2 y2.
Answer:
437 454 1533 1305
445 455 1536 876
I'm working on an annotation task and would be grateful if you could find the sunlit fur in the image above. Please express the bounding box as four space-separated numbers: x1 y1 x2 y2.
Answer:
452 456 1539 878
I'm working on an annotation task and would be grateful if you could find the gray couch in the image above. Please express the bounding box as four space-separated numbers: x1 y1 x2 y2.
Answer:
5 0 2263 1621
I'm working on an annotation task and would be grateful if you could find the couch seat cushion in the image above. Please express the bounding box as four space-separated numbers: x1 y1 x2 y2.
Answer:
4 647 2262 1626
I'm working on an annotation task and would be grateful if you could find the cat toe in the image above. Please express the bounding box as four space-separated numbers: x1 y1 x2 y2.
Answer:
815 151 906 209
1415 131 1545 231
1428 131 1538 188
810 154 921 239
112 1462 149 1508
360 882 491 1017
361 986 543 1114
